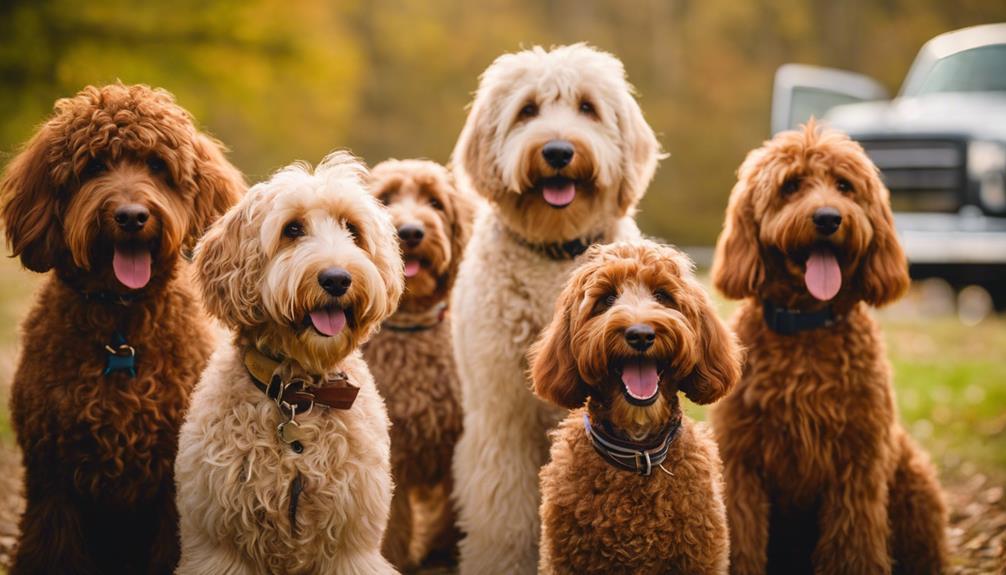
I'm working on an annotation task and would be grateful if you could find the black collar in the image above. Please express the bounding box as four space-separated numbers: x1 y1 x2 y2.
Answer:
583 413 682 476
506 228 604 260
81 289 143 306
762 300 838 335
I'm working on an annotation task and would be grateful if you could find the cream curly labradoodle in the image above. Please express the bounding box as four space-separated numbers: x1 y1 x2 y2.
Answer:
175 152 404 575
449 43 662 574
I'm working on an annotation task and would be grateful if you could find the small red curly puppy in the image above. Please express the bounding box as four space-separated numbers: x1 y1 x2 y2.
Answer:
0 83 243 574
363 159 475 570
530 240 742 575
709 121 947 575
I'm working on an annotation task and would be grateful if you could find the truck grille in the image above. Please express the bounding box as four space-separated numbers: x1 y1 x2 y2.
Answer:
858 139 966 213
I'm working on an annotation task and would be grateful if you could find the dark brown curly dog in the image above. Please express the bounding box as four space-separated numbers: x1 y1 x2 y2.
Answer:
709 121 947 575
530 240 742 575
363 159 474 570
1 83 243 575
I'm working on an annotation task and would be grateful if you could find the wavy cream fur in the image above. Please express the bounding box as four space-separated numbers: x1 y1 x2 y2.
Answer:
176 152 403 574
450 44 660 575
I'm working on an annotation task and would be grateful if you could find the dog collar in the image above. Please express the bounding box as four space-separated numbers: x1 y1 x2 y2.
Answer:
761 301 839 335
504 226 605 260
583 413 682 476
244 347 360 411
383 302 447 333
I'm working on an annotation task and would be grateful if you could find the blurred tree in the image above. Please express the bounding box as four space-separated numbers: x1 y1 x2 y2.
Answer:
2 0 1005 244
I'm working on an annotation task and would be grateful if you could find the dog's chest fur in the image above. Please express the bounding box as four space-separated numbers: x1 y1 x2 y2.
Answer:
11 275 211 505
364 317 462 485
713 302 897 501
541 414 728 574
176 346 391 573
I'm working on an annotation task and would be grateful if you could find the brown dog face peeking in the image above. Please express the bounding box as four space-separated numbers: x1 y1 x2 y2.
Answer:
370 160 474 314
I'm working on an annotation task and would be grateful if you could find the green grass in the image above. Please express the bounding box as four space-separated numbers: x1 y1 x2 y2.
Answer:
0 256 40 443
886 317 1006 474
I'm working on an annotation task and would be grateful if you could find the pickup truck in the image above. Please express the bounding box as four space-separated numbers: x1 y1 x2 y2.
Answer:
772 22 1006 309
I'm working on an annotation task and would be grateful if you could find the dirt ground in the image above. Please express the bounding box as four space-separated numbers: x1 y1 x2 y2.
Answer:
0 439 1003 573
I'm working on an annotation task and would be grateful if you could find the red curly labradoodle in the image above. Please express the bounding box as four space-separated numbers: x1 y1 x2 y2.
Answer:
530 240 742 575
1 83 243 574
709 121 948 575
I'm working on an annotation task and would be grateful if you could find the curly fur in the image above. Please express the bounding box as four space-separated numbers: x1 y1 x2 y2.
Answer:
175 152 403 575
0 83 243 574
709 122 948 575
530 240 740 574
450 43 662 575
362 159 475 569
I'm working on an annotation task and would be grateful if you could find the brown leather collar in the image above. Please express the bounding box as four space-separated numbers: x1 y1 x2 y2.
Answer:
243 347 359 412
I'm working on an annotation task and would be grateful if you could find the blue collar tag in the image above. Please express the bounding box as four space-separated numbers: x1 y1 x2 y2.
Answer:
104 332 137 378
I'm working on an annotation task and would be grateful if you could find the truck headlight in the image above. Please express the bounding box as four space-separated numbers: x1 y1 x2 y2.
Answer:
968 140 1006 211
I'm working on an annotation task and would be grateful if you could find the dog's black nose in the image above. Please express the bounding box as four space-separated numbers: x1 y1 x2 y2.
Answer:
318 267 352 297
625 323 656 352
114 204 150 232
812 207 842 236
542 140 575 169
398 224 425 248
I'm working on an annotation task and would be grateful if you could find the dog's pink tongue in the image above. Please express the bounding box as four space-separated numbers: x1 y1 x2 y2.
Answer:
805 248 842 301
404 259 421 278
621 358 659 401
542 182 576 207
112 246 151 290
309 307 347 337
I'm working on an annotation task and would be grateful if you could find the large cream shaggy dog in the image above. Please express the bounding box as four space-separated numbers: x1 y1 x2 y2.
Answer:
175 152 404 575
450 43 662 574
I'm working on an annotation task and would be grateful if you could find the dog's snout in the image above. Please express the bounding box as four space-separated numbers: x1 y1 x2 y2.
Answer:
624 323 656 352
114 204 150 233
398 223 425 248
318 267 352 297
812 207 842 236
542 140 574 169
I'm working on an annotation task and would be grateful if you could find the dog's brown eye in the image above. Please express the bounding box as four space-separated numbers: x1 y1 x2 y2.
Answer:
653 289 673 305
83 158 106 178
836 178 854 194
345 220 360 243
579 101 596 116
780 177 802 196
591 292 617 315
429 197 443 210
147 156 167 174
282 221 305 239
519 103 538 119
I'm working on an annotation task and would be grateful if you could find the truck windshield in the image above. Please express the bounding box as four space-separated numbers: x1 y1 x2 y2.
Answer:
911 44 1006 96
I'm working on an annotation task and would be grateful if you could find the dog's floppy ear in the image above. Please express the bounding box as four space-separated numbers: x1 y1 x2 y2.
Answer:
529 269 590 410
857 174 910 307
1 123 66 273
452 79 501 200
188 133 245 252
679 281 743 405
711 154 764 300
195 196 265 327
615 86 661 216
